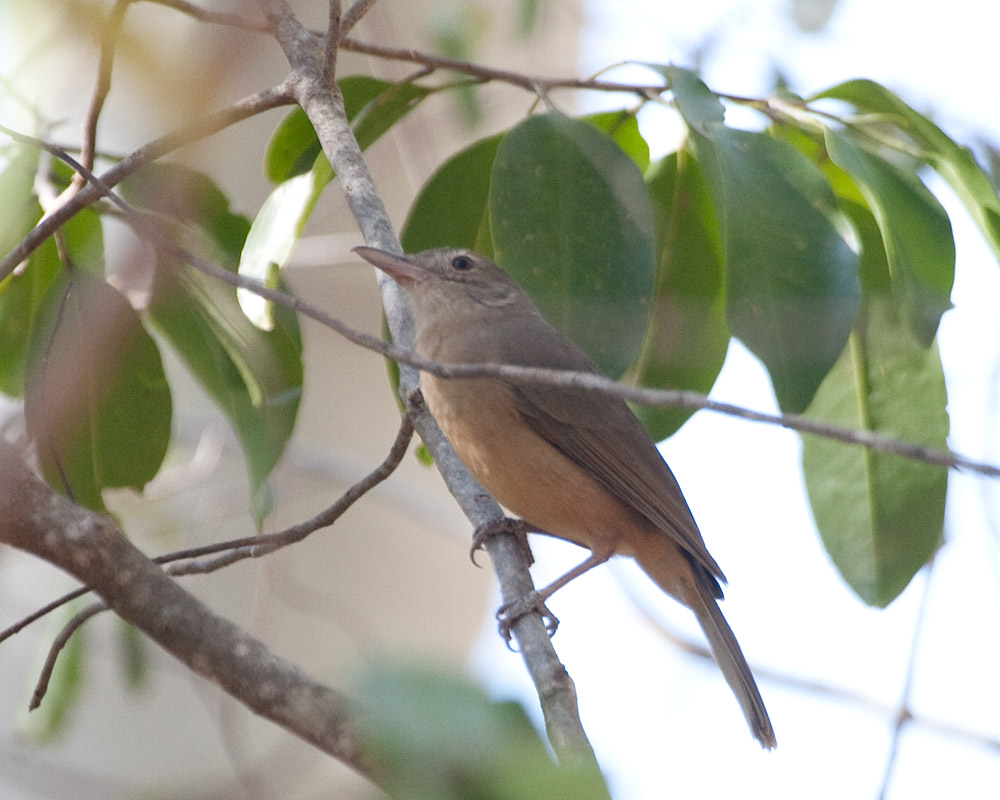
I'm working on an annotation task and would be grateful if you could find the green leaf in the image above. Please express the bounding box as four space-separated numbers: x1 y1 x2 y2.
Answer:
25 272 172 511
0 145 40 260
666 66 860 412
630 151 729 439
401 133 502 254
253 77 428 327
352 79 430 152
358 663 611 800
0 207 103 396
825 129 954 345
146 230 302 523
265 107 324 184
265 77 430 183
119 162 251 258
585 110 651 172
813 78 1000 264
238 157 333 329
802 294 948 606
490 111 657 378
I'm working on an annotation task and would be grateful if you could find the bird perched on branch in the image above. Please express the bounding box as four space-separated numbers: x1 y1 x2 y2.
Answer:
355 245 775 748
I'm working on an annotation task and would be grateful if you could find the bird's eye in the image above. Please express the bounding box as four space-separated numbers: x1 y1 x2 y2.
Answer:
451 255 473 271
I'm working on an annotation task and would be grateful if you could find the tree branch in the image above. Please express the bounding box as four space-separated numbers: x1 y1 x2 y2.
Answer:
7 416 414 703
0 84 293 283
0 446 380 783
5 125 988 482
256 0 599 764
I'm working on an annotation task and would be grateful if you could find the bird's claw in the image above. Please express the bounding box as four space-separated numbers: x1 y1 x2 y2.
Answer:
496 592 559 646
470 517 534 567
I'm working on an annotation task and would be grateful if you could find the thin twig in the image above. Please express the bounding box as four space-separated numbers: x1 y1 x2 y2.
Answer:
340 37 669 96
341 0 378 34
3 416 413 654
140 0 271 31
0 83 293 283
30 601 106 710
73 0 130 192
322 0 342 87
877 558 936 800
5 124 993 481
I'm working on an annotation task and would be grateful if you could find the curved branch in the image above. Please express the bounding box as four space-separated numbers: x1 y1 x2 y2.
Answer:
0 447 380 783
0 84 294 283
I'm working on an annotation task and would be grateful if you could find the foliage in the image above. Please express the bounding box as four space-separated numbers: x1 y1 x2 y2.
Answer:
1 53 993 668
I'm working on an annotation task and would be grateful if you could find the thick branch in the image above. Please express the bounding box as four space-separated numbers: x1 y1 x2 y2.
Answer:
0 447 379 783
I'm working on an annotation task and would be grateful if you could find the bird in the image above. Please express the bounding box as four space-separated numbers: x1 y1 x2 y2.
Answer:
355 245 775 748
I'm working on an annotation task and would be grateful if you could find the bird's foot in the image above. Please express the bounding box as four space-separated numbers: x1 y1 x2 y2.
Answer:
496 592 559 645
470 516 534 567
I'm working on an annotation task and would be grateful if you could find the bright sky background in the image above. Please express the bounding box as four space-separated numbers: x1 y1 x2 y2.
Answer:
469 2 1000 798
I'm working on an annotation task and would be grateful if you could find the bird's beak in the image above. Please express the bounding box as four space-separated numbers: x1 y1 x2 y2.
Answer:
353 246 430 285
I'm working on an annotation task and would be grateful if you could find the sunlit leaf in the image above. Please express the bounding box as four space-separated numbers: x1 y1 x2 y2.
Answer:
802 294 948 606
238 157 333 328
825 129 954 345
586 110 651 172
813 79 1000 264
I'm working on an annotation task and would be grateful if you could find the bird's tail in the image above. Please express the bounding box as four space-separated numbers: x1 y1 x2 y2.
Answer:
637 552 776 749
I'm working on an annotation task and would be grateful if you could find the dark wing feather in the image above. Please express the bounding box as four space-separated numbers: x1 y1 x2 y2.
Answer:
511 376 725 582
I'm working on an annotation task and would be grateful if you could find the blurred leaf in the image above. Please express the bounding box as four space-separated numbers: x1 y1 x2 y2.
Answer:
18 603 86 742
358 663 610 800
630 151 729 439
664 65 860 412
265 77 430 183
265 106 322 183
825 129 954 344
118 619 149 690
25 272 171 511
253 78 428 327
0 145 39 260
238 157 333 328
401 134 502 254
0 207 103 396
813 78 1000 264
123 165 300 521
146 228 302 523
802 294 948 606
352 80 430 152
119 162 251 257
490 111 657 378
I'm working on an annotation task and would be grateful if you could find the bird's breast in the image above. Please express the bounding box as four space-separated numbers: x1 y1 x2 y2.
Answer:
420 372 641 554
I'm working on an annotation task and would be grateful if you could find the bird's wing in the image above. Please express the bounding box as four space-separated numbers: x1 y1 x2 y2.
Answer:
511 377 726 582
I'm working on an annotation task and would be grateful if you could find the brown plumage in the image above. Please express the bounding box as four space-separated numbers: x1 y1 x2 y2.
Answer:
355 245 775 748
